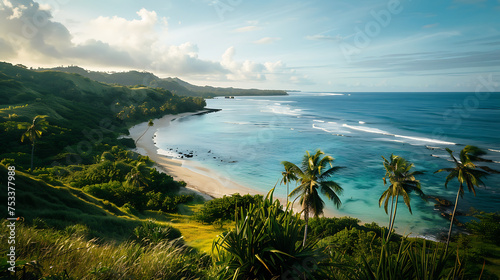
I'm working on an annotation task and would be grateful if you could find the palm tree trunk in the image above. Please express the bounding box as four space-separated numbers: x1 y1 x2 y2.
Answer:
388 195 394 230
302 208 309 247
286 183 289 205
30 140 35 171
445 187 461 253
387 195 399 242
135 126 150 144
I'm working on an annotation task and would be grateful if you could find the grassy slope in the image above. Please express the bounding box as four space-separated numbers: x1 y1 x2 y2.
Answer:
0 164 223 252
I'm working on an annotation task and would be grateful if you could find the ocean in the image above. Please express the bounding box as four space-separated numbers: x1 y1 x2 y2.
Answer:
154 92 500 239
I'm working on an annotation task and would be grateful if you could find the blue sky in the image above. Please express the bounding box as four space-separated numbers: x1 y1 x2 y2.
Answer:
1 0 499 91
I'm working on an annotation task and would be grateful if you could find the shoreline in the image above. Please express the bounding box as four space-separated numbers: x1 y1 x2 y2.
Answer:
127 110 443 240
128 110 262 201
128 110 352 217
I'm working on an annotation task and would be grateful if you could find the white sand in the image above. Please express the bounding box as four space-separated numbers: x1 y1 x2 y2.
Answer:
128 111 261 200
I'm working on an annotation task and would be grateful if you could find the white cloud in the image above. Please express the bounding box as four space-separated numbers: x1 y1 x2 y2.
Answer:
0 0 309 86
253 37 281 44
233 25 259 33
306 34 343 42
220 47 311 84
0 0 225 76
221 46 265 81
78 8 164 51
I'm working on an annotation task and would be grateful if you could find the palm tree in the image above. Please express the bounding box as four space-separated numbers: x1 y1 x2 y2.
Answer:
21 115 49 171
281 149 344 247
126 162 149 189
135 119 154 144
280 164 297 205
435 145 498 252
379 154 425 241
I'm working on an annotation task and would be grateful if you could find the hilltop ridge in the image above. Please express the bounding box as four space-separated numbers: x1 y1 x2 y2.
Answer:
42 66 288 98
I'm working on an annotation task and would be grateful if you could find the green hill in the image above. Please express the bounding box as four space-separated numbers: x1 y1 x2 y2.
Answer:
0 61 205 168
43 66 288 97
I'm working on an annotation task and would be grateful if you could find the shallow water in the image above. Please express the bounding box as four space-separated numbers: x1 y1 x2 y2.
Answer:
155 92 500 238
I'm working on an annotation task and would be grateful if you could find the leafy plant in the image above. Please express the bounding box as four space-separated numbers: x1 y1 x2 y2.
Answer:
435 145 499 251
132 220 182 245
282 149 344 246
194 193 262 224
379 154 425 241
308 216 361 239
466 210 500 245
212 188 327 279
20 115 49 170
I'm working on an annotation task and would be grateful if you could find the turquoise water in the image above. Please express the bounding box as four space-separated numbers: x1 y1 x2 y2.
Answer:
155 92 500 238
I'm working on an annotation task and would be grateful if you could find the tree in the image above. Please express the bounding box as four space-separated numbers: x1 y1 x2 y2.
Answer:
281 149 344 247
21 115 49 171
135 119 154 144
126 162 149 189
435 145 498 252
280 164 297 205
379 154 425 241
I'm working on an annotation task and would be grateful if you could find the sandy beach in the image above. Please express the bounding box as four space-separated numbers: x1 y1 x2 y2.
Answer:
128 111 344 219
128 111 262 200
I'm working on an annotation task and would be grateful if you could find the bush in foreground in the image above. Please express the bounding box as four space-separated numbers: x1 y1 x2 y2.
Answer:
212 189 327 279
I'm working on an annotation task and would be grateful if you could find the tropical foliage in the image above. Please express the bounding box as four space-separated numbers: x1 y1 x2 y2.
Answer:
20 115 49 170
281 149 344 246
212 189 326 279
379 154 426 241
435 145 498 251
194 193 262 224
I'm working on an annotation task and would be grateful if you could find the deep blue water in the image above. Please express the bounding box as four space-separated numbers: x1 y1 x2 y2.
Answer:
155 92 500 238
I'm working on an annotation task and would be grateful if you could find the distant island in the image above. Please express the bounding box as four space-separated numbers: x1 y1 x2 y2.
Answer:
40 66 288 98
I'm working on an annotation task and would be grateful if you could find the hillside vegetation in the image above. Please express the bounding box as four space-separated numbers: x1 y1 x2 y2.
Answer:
42 66 288 98
0 62 205 168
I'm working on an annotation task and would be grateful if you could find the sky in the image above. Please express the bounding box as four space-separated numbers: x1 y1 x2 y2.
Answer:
1 0 499 92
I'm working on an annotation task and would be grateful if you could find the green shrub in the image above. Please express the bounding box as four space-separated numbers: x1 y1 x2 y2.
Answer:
308 216 361 239
212 189 327 279
132 220 182 245
194 193 263 224
466 210 500 245
317 228 379 257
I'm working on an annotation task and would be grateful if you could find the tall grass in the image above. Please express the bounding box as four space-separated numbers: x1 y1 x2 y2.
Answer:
1 222 210 279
